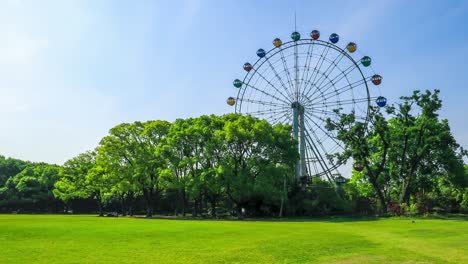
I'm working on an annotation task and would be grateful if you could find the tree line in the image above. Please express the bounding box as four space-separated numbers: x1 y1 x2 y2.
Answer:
1 90 467 217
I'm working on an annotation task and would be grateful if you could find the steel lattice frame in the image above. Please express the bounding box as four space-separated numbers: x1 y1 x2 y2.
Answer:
232 35 381 182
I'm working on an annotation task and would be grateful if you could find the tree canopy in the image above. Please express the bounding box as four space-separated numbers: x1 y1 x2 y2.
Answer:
1 90 466 217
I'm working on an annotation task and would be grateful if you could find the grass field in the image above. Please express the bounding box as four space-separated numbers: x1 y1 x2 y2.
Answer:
0 215 467 264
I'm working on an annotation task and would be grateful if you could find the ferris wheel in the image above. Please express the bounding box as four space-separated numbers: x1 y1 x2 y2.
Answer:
227 29 386 182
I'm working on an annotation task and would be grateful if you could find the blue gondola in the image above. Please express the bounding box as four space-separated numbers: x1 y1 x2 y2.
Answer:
256 49 266 58
376 96 387 107
329 33 339 44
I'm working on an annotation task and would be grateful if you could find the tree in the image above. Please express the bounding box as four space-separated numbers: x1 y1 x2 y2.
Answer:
161 118 196 216
162 115 227 218
0 155 30 187
194 115 227 218
219 114 297 218
54 151 97 213
85 163 112 216
1 163 60 212
326 90 466 213
96 149 137 216
326 106 391 212
387 90 466 204
97 120 171 217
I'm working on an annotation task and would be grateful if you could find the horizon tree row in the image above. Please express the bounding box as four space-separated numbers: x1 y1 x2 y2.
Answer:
1 89 467 217
54 114 298 218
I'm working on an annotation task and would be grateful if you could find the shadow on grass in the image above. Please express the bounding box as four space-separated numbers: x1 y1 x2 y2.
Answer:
130 213 468 222
415 214 468 221
130 215 385 223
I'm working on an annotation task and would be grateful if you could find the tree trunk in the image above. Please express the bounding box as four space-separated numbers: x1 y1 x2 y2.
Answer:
174 190 179 216
143 188 154 217
279 198 284 218
279 178 286 218
128 204 134 216
181 189 186 217
120 195 126 216
126 192 134 216
369 178 387 213
97 200 104 217
237 205 244 220
202 193 207 215
210 197 217 219
193 198 199 217
400 178 412 204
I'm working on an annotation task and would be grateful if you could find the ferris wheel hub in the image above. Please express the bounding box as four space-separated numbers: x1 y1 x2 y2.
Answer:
291 101 305 114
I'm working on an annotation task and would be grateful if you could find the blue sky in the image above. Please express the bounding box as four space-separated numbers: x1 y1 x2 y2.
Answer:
0 0 467 164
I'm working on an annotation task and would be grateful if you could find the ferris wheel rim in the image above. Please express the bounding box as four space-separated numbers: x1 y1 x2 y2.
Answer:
231 34 378 178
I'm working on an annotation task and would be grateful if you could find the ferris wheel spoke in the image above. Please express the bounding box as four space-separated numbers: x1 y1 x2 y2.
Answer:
244 83 291 105
304 114 344 151
300 44 330 96
306 60 356 101
269 110 292 124
304 116 333 146
300 69 341 107
307 97 370 109
328 142 341 155
305 147 318 176
308 108 367 126
300 44 331 101
251 68 293 103
303 133 326 176
279 49 296 98
305 110 330 125
241 98 289 108
305 52 346 100
270 111 292 125
310 64 362 100
245 107 290 117
303 127 333 180
297 41 315 98
306 110 333 125
306 108 341 117
265 58 295 99
304 118 339 170
311 77 369 105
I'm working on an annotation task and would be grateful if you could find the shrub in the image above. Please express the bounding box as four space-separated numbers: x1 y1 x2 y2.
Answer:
387 201 402 216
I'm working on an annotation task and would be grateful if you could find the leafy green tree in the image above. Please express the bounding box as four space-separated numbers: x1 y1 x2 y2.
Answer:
54 151 97 213
96 148 137 216
195 115 227 218
85 163 112 216
219 114 297 218
327 90 466 213
161 118 196 216
460 166 468 212
0 155 30 187
326 106 390 212
386 90 465 203
97 120 171 217
162 115 227 218
2 163 60 212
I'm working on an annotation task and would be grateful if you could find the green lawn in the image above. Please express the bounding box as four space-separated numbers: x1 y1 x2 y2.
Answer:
0 215 467 263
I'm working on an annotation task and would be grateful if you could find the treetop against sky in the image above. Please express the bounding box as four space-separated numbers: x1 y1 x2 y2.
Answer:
0 0 467 164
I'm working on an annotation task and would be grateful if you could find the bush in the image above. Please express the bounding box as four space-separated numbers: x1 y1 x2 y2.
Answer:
459 188 468 213
416 202 429 214
387 201 402 216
